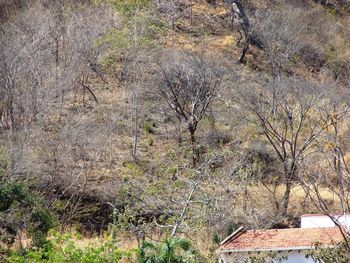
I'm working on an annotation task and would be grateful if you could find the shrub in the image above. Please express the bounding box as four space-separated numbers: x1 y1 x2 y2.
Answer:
0 181 56 250
297 44 326 71
141 119 157 135
306 239 350 263
137 237 199 263
8 231 126 263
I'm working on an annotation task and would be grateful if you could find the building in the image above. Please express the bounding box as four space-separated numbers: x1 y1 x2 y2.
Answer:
217 214 349 263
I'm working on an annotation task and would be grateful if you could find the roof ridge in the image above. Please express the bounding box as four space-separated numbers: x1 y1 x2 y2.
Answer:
219 226 245 246
245 226 340 232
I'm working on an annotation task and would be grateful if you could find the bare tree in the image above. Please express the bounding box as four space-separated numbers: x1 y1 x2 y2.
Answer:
300 161 350 257
224 0 263 63
299 85 350 223
228 0 251 62
236 76 344 217
170 155 217 237
254 5 307 77
0 1 117 228
157 52 222 166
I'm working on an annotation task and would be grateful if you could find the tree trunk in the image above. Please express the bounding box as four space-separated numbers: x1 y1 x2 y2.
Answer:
243 185 248 213
188 124 196 166
239 36 250 63
281 180 292 217
171 183 197 237
176 116 182 145
332 113 341 174
132 91 138 158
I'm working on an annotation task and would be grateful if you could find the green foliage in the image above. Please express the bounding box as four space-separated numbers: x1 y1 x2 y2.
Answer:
328 7 337 16
212 233 221 245
0 181 34 211
306 240 350 263
122 161 144 178
166 166 178 175
98 28 130 51
102 0 153 17
165 147 177 160
226 223 238 237
8 231 126 263
0 181 56 249
325 45 337 62
0 146 9 177
96 0 166 48
98 16 166 51
95 0 166 73
142 119 156 135
29 208 56 248
242 251 288 263
137 237 198 263
147 135 154 147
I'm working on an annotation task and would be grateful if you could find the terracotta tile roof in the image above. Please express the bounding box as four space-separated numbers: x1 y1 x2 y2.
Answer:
219 227 346 252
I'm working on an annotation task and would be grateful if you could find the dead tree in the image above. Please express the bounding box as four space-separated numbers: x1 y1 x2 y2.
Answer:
300 85 350 217
230 0 250 44
227 0 263 63
255 6 306 77
237 76 342 217
170 154 224 237
157 52 221 166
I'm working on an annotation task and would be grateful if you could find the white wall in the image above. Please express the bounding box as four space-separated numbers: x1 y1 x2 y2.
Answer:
218 251 316 263
286 251 315 263
301 214 350 228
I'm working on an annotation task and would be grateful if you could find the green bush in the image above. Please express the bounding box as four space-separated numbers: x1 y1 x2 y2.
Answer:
306 240 350 263
8 231 126 263
137 237 199 263
29 208 56 248
103 0 153 17
142 120 156 135
122 161 144 177
147 135 154 146
0 181 56 250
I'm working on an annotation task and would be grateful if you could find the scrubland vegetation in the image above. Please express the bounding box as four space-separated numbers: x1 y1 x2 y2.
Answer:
1 0 350 262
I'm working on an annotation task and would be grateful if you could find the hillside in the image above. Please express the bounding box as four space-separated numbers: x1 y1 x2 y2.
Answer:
1 0 350 262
